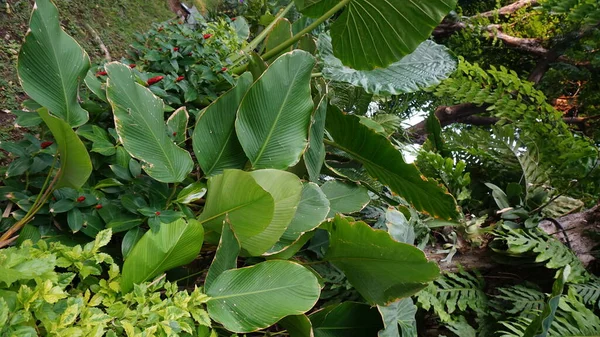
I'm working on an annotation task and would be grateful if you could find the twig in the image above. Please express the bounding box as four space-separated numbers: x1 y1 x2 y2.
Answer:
85 23 111 61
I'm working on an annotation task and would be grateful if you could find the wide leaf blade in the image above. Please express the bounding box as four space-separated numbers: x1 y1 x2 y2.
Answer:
326 105 458 219
319 35 457 95
121 218 204 293
38 108 92 189
236 51 315 169
207 260 320 333
205 221 240 290
105 62 193 183
198 169 275 255
304 95 327 182
193 73 253 176
310 302 383 337
321 180 370 218
17 0 90 126
325 215 439 305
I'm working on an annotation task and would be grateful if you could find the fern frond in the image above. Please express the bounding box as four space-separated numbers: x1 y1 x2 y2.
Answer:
570 277 600 309
491 284 545 317
492 227 589 283
416 270 488 322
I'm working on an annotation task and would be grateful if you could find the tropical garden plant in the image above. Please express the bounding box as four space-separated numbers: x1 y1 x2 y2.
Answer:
1 0 600 335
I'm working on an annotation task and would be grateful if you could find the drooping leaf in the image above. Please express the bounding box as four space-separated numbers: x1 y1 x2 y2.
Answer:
166 106 188 144
105 62 193 183
205 221 240 290
485 183 510 210
385 208 415 245
198 169 275 255
377 298 418 337
206 260 321 333
310 302 383 337
236 51 315 169
319 35 456 95
84 70 107 102
247 52 268 80
249 170 303 255
325 215 440 305
326 105 458 219
17 0 90 126
121 218 204 293
304 96 327 182
280 314 314 337
321 180 370 218
523 266 571 337
193 73 253 176
296 0 456 70
266 182 329 255
38 108 92 189
265 19 293 61
176 182 207 204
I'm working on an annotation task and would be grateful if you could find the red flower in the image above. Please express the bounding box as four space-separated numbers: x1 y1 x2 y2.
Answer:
203 33 213 39
76 196 86 203
188 52 193 56
40 141 53 149
96 71 107 77
173 47 179 51
158 27 163 32
129 64 136 68
231 17 237 21
221 67 228 72
147 76 164 85
95 204 103 209
159 48 163 51
172 132 177 136
155 211 161 216
175 76 184 82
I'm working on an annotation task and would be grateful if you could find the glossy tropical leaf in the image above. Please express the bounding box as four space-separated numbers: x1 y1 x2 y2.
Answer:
167 107 188 144
297 0 456 70
84 70 107 102
198 169 275 255
121 227 146 259
205 221 240 290
321 181 370 218
265 18 293 61
247 51 268 80
236 51 315 169
326 105 458 219
378 298 418 337
310 302 383 337
250 170 303 255
121 218 204 293
304 96 327 182
280 314 314 337
105 62 193 183
38 108 92 189
319 35 457 95
175 182 207 204
325 215 439 305
17 0 90 127
193 73 253 176
266 183 329 255
206 260 320 333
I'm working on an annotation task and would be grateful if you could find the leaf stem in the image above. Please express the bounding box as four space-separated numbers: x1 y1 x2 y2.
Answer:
166 183 180 208
243 2 295 53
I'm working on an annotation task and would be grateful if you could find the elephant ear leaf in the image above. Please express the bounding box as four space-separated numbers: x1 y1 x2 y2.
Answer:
105 62 193 183
18 0 90 127
295 0 456 71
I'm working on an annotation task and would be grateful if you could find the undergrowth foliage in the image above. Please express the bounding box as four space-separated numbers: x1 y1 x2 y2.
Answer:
0 0 599 335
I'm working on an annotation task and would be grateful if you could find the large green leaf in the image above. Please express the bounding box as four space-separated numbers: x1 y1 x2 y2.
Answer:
121 218 204 293
205 221 240 290
236 51 315 169
321 180 370 218
280 314 314 337
38 108 92 189
304 95 328 182
319 35 456 95
265 18 293 61
206 260 320 333
326 105 458 219
325 215 439 305
377 298 418 337
310 302 383 337
198 169 275 255
296 0 456 70
250 170 303 255
18 0 90 127
266 182 329 255
105 62 193 183
166 106 188 145
193 73 253 176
